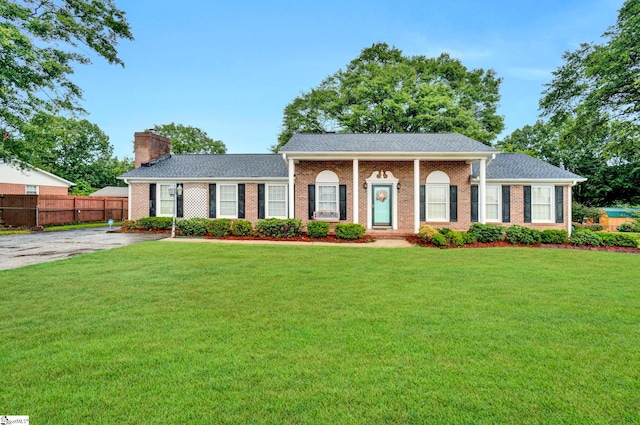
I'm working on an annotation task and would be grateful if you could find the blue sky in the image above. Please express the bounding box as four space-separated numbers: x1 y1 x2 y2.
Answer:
73 0 623 159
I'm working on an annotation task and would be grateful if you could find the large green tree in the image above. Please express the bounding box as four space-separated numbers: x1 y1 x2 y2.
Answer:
497 118 640 206
17 113 132 191
0 0 133 162
153 123 226 154
540 0 640 163
273 43 504 152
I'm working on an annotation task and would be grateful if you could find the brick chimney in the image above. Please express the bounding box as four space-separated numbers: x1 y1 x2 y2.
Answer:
134 131 171 168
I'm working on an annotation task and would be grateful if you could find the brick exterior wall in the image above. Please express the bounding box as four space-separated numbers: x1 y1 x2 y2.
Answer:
0 183 67 195
127 163 571 233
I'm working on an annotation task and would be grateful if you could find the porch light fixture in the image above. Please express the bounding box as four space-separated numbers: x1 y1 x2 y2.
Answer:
363 182 367 189
170 183 183 238
397 181 401 191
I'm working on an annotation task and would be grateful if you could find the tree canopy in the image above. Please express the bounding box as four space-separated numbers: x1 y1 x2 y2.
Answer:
0 0 133 162
540 0 640 163
273 43 504 152
153 123 226 154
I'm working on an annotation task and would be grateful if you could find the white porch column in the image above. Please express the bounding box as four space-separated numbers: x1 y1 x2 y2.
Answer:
479 158 487 224
288 159 295 218
568 184 573 235
414 159 420 233
353 159 359 224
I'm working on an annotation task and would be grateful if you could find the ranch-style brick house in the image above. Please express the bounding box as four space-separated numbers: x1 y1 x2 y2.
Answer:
120 131 586 234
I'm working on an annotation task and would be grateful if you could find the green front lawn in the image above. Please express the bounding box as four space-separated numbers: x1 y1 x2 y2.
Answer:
1 243 639 423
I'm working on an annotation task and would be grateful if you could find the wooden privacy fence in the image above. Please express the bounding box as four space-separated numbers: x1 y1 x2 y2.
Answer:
0 195 128 227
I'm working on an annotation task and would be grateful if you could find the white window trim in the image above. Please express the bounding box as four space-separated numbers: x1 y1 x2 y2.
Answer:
157 183 175 217
532 185 555 223
266 184 288 219
25 185 38 195
485 185 501 223
425 184 449 222
316 184 339 213
217 183 238 219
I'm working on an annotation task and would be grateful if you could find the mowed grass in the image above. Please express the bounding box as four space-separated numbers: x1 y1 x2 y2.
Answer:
1 242 639 424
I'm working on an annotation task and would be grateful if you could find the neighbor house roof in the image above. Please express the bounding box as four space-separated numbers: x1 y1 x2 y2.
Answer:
0 160 75 187
119 154 288 180
280 133 499 154
471 153 586 181
90 186 128 197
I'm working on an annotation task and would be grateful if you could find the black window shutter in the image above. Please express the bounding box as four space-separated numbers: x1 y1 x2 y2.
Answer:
209 184 216 218
449 185 458 222
524 186 532 223
149 183 156 217
176 184 183 218
555 186 564 223
258 184 265 219
502 185 511 223
419 185 425 221
470 185 478 223
339 184 347 221
237 184 245 219
308 184 315 220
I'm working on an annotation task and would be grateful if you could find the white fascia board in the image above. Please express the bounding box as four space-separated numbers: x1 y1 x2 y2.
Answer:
283 152 496 161
470 178 587 184
2 160 75 186
124 177 289 184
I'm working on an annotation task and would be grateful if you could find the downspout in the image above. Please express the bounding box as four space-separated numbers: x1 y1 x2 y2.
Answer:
124 178 132 221
568 180 575 236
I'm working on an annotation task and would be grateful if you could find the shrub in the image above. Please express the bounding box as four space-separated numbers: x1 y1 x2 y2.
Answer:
136 217 173 230
307 221 330 238
444 230 464 247
431 233 447 247
335 223 365 240
598 232 638 248
540 230 568 244
121 220 138 230
569 229 602 246
505 225 541 245
231 220 252 236
617 221 640 232
461 232 477 245
468 223 505 243
582 224 603 232
417 225 437 242
255 218 303 238
207 219 232 237
176 218 208 236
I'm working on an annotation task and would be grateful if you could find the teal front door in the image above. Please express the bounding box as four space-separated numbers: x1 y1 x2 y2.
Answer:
372 185 392 226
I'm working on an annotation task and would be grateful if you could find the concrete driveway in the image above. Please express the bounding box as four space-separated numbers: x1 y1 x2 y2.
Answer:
0 227 166 271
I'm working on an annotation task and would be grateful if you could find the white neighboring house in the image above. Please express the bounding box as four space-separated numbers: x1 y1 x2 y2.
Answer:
0 161 74 195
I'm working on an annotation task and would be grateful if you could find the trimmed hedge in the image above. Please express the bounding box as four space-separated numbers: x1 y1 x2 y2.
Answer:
617 221 640 232
569 229 602 246
207 219 232 237
335 223 365 240
255 218 303 238
418 225 437 242
307 221 330 238
176 218 208 236
231 220 253 236
540 229 568 244
598 232 638 248
505 225 541 245
136 217 173 230
468 223 505 243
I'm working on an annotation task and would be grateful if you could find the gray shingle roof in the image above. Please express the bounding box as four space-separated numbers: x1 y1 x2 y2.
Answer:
119 154 288 179
89 186 128 197
280 133 498 153
472 153 586 180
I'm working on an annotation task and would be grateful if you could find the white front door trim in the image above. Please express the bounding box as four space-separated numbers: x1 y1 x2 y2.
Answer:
366 170 399 230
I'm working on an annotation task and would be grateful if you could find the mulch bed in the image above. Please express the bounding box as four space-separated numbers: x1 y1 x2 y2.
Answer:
406 235 640 254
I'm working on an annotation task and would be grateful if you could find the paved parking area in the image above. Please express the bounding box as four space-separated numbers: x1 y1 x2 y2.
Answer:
0 227 166 271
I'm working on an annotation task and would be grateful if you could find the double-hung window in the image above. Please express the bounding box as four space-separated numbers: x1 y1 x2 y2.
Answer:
532 186 553 222
159 184 174 216
485 186 500 222
425 171 450 222
218 184 238 218
315 170 339 213
266 184 287 218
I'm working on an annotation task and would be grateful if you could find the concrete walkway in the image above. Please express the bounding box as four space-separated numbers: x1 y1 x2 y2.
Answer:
161 237 414 248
